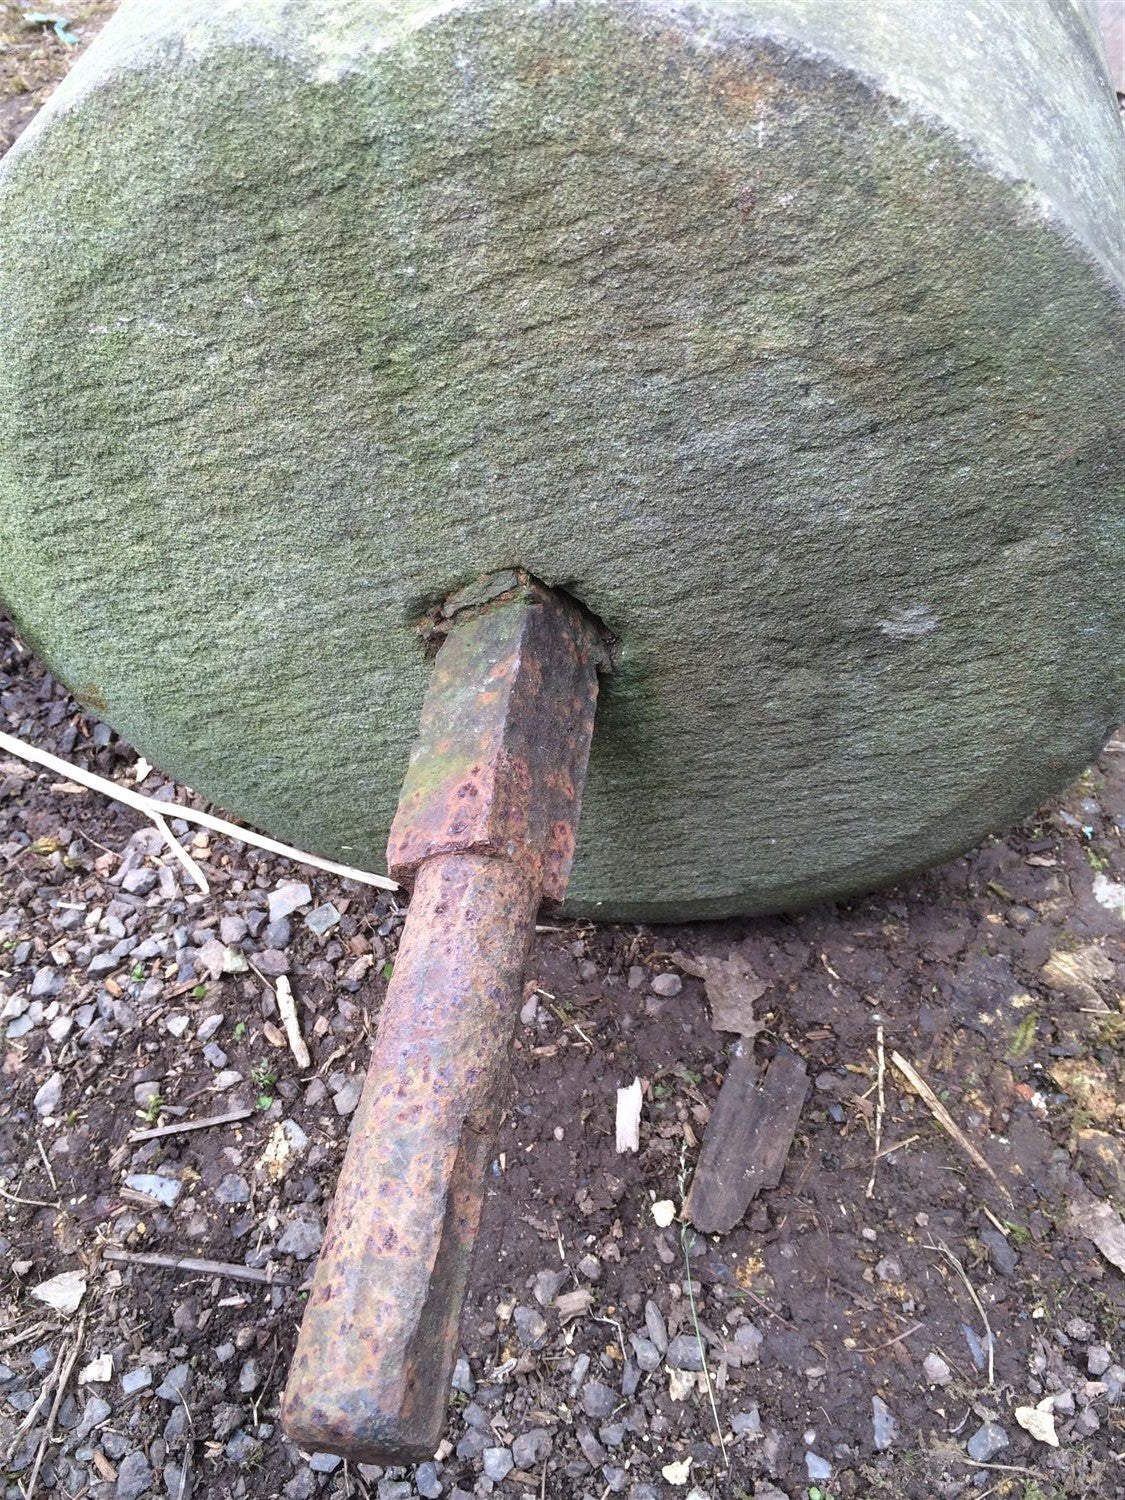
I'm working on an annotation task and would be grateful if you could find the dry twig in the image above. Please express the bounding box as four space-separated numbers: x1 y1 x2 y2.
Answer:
866 1023 885 1199
276 975 311 1070
23 1312 86 1498
128 1105 254 1143
0 1179 59 1211
929 1239 995 1386
891 1051 1011 1203
0 728 398 892
102 1248 291 1285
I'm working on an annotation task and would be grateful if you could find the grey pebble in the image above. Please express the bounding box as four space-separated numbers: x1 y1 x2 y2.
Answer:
1088 1345 1112 1377
121 868 157 896
121 1368 152 1395
665 1334 704 1371
650 972 682 996
629 1334 661 1372
220 915 248 945
581 1380 618 1419
263 916 292 948
415 1461 443 1499
513 1305 549 1350
455 1430 487 1462
966 1423 1009 1462
308 1452 341 1473
124 1174 182 1208
238 1358 260 1394
922 1352 951 1385
268 882 311 924
103 1430 129 1459
278 1217 323 1258
805 1452 832 1481
512 1428 551 1467
215 1174 250 1205
305 902 340 935
644 1300 668 1354
77 1396 112 1438
333 1078 363 1116
196 1014 224 1043
533 1268 568 1306
213 1343 236 1365
577 1427 606 1466
114 1449 152 1500
202 1043 228 1069
482 1447 513 1481
872 1394 898 1450
451 1354 475 1395
154 1364 190 1402
33 1071 63 1117
731 1407 761 1437
980 1228 1018 1276
224 1431 258 1463
31 967 64 998
255 947 290 977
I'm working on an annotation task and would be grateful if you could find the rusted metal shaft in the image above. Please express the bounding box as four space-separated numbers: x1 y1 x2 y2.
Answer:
282 575 603 1463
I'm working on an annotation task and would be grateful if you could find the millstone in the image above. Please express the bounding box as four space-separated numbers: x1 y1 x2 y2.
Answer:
0 0 1121 920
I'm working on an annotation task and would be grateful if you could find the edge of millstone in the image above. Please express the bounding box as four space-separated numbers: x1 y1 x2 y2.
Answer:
2 0 1122 294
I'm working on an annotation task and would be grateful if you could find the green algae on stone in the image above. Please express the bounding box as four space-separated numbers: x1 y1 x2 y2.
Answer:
0 0 1122 920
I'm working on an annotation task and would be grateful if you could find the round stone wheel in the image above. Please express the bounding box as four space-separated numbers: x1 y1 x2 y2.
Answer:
0 0 1121 920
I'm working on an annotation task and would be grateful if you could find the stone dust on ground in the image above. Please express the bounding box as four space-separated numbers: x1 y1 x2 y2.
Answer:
1 10 1123 1500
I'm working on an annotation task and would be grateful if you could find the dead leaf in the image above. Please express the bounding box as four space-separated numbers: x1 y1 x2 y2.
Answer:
31 1268 87 1314
1015 1397 1059 1446
555 1287 593 1322
674 949 766 1036
1069 1190 1125 1273
1040 946 1114 1007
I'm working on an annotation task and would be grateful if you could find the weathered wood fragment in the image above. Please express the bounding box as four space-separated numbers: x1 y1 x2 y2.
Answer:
686 1044 809 1233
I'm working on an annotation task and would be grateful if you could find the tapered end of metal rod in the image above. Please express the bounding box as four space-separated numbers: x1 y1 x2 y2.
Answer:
282 575 603 1462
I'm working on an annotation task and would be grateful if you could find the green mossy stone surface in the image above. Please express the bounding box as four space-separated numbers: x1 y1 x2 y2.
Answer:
0 0 1122 919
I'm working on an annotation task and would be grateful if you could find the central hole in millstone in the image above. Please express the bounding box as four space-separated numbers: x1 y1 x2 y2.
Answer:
417 568 617 667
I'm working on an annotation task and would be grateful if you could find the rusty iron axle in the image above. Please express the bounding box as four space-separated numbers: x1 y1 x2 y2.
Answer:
282 575 603 1462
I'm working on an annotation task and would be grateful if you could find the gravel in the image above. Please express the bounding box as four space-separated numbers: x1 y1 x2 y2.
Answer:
113 1449 152 1500
966 1422 1010 1462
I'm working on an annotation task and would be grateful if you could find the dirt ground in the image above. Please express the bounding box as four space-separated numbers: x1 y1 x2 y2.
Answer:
1 8 1123 1500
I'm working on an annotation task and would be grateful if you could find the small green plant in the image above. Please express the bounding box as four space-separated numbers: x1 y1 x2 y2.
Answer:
130 962 145 981
233 1020 247 1041
1085 848 1108 872
250 1060 277 1090
256 1093 274 1111
141 1093 163 1123
382 960 395 981
191 983 206 999
1007 1012 1038 1059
